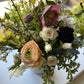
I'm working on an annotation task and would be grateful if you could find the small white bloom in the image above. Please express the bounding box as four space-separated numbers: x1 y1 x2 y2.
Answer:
47 56 57 66
62 43 72 49
40 27 58 41
45 44 52 53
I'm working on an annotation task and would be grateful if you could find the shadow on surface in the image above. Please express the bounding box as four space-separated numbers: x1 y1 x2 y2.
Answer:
67 70 84 84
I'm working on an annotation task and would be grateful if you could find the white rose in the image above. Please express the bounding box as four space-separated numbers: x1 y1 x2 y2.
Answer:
45 44 52 53
62 43 72 49
47 56 57 66
40 27 58 41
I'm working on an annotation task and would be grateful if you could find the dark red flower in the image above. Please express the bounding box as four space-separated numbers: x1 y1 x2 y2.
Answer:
58 27 74 43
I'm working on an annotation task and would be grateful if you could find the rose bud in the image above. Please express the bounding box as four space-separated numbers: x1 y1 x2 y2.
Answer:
24 14 34 23
40 5 61 28
45 43 52 53
21 40 45 68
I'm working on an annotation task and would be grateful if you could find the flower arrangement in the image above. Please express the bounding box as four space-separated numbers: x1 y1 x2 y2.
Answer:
0 0 84 84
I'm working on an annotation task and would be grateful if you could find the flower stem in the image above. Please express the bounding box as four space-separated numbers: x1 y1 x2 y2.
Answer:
10 0 35 40
10 0 26 28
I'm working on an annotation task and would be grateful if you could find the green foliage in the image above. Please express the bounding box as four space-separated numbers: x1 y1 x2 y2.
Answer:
0 51 8 62
9 53 21 70
72 3 84 37
0 46 13 62
51 48 80 81
5 12 10 19
46 0 56 5
75 9 84 17
71 4 83 14
81 0 84 1
42 62 55 84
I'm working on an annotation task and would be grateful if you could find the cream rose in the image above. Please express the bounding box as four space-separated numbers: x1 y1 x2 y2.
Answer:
47 56 57 66
21 40 45 68
40 27 58 41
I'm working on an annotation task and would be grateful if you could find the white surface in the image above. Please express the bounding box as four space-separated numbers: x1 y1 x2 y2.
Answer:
0 1 84 84
0 1 9 18
0 51 43 84
0 48 84 84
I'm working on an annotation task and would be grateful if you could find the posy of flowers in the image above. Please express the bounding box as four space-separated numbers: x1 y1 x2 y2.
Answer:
0 0 84 84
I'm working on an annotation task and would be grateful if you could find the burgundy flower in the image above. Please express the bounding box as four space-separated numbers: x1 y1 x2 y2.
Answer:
58 27 74 43
24 14 34 23
40 5 61 28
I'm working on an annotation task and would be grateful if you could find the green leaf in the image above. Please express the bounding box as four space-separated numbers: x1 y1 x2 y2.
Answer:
9 54 21 71
46 0 56 5
0 52 8 62
75 9 84 17
43 81 47 84
64 9 73 15
5 7 10 10
5 12 10 19
9 65 17 71
51 80 55 84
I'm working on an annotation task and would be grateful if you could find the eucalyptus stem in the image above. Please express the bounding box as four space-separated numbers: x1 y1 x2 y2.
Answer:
29 0 31 7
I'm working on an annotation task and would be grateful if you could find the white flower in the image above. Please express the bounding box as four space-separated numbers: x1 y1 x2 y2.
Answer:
62 43 72 49
45 43 52 53
40 27 58 41
58 14 75 29
47 56 57 66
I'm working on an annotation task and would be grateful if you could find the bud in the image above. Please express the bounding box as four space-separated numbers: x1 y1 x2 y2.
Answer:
62 43 72 49
45 43 52 53
24 14 34 23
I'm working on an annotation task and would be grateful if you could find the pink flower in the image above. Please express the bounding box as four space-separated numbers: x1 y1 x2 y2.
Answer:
40 5 61 28
24 14 34 23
